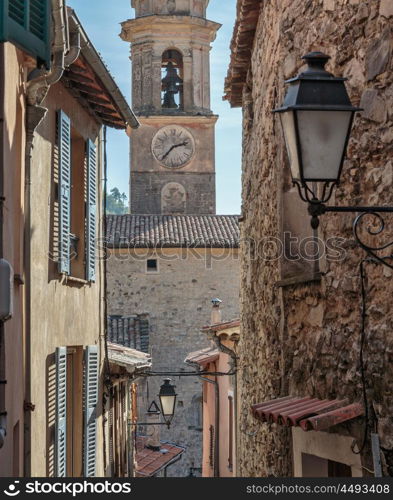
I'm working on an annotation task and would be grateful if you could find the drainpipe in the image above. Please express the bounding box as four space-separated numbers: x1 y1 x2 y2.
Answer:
23 0 71 474
0 42 6 448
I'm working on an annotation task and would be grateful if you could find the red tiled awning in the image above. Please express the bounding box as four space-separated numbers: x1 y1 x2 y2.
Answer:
252 397 364 432
136 437 185 477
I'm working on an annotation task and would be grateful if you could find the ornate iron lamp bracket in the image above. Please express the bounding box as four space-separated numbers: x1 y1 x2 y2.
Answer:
307 200 393 269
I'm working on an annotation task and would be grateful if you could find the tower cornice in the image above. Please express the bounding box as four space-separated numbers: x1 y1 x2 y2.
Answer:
120 16 221 44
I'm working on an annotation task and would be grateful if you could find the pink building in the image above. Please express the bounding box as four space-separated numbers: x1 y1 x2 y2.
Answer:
186 314 240 477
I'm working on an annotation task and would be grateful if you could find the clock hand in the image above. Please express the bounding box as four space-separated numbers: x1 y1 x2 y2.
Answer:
160 141 188 161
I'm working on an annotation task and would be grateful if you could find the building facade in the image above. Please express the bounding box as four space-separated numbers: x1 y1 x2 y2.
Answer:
225 0 393 477
185 317 240 478
0 1 138 477
106 215 240 476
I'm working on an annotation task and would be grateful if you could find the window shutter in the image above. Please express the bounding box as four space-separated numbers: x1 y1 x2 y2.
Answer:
2 0 51 67
84 345 99 477
58 110 71 275
55 347 67 478
86 140 97 282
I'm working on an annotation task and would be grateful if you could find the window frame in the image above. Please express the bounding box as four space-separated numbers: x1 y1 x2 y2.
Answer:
146 258 159 274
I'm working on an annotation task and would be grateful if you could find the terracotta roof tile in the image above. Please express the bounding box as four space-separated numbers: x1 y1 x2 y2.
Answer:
252 397 364 432
106 215 240 248
136 437 185 477
184 346 220 366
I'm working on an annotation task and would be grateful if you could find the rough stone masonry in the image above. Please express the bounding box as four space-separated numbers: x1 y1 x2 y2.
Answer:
226 0 393 477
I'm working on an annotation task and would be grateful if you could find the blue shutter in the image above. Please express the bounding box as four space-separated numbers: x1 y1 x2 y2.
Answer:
1 0 51 67
86 140 97 282
84 345 99 477
58 111 71 275
55 347 67 478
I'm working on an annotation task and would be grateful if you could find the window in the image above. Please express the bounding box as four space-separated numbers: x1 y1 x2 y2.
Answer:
146 259 158 273
292 427 362 477
65 347 83 477
301 453 352 477
55 345 98 477
189 394 202 430
0 0 50 67
57 110 97 282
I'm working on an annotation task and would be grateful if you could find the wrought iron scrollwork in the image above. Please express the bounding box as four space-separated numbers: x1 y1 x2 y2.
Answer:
353 212 393 269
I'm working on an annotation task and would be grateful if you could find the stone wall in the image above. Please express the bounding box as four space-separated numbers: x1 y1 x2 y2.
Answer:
130 172 216 214
237 0 393 477
107 247 240 476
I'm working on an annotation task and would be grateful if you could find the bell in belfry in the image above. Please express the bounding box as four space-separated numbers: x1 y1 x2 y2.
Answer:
162 62 183 109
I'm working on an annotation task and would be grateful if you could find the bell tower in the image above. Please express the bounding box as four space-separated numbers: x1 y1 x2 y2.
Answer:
121 0 220 214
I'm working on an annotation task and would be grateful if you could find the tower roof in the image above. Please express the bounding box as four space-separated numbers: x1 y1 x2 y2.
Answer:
106 214 240 248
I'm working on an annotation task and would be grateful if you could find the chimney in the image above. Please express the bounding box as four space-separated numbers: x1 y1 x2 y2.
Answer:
211 298 222 325
145 401 161 451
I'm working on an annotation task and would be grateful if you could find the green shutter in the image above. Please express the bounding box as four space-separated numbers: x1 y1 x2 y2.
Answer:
1 0 50 67
58 110 71 275
84 345 99 477
86 140 97 282
55 347 67 478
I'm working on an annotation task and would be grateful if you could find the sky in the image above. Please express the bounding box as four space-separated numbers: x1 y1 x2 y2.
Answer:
67 0 242 214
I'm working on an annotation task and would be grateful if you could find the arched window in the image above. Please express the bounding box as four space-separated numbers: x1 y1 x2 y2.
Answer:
161 49 184 110
189 394 203 430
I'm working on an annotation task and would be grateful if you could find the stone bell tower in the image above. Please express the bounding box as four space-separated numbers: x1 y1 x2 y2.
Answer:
121 0 220 214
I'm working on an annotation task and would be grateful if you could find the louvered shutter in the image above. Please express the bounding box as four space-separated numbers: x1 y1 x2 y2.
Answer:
55 347 67 477
58 111 71 275
2 1 50 66
84 345 99 477
86 140 97 282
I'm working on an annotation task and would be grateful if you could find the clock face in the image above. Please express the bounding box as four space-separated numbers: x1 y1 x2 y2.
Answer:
152 126 195 168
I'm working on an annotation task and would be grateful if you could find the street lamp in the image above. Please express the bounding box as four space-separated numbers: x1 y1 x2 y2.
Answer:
158 378 177 429
274 51 361 215
274 52 393 267
130 379 177 429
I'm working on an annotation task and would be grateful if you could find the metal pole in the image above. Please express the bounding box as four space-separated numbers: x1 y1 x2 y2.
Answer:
371 433 383 477
0 41 6 450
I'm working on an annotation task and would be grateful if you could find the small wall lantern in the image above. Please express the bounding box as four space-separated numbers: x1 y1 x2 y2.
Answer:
158 378 177 429
274 51 360 210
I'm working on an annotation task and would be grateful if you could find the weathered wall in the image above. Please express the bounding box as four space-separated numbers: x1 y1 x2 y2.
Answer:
0 43 28 477
107 247 240 476
201 350 235 478
238 0 393 477
28 82 105 477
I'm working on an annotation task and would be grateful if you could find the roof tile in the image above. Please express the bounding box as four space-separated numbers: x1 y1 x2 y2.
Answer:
106 215 240 248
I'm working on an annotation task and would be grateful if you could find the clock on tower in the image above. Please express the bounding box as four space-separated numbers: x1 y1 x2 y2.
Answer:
121 0 220 215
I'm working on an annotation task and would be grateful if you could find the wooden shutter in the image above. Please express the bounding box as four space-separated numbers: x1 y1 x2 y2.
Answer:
83 345 99 477
55 347 67 477
86 140 97 282
209 425 215 469
2 1 51 68
58 110 71 275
